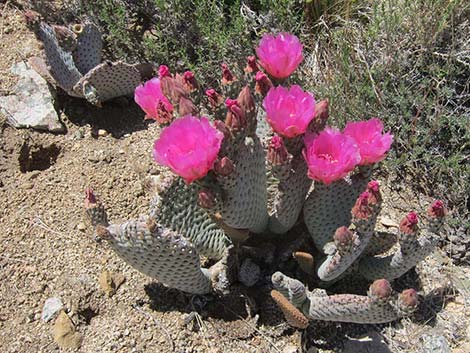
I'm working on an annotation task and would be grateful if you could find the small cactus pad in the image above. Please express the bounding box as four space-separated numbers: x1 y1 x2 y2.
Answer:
73 21 103 74
106 217 212 294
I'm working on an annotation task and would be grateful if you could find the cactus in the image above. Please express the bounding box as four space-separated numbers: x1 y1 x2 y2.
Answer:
80 32 447 332
25 12 150 106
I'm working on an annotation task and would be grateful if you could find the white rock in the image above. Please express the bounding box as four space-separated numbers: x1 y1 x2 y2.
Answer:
41 297 63 322
0 62 63 132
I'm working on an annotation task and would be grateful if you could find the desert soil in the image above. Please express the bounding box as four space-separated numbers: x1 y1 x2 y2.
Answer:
1 3 469 353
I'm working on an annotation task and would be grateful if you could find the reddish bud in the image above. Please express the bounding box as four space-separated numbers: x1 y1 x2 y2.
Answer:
267 135 289 165
399 288 418 308
352 191 373 220
308 99 329 133
399 211 419 235
213 120 231 139
205 88 223 109
244 55 259 73
182 70 198 91
237 86 256 122
369 279 392 300
147 100 173 124
366 180 382 205
178 96 198 116
213 157 234 176
427 200 446 219
225 98 246 130
254 71 273 96
160 76 187 104
198 189 217 209
158 65 171 78
334 226 354 252
221 63 236 85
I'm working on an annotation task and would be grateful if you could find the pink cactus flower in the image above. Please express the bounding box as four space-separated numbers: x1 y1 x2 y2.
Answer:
303 128 360 185
153 116 224 184
134 77 174 124
343 118 393 165
263 85 315 138
256 32 303 79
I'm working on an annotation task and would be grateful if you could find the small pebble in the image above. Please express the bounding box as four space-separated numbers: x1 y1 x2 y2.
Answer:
77 222 87 232
41 297 63 322
98 129 108 137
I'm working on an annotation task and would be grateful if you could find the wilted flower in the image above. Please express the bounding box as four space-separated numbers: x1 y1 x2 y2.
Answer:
256 32 303 79
254 71 273 96
134 77 174 124
399 211 419 235
153 116 224 183
178 96 198 116
263 85 315 138
303 128 360 184
267 135 289 165
343 118 393 165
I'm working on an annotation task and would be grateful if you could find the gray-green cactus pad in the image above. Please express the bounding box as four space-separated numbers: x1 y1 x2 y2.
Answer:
73 21 103 74
106 217 212 294
149 176 231 260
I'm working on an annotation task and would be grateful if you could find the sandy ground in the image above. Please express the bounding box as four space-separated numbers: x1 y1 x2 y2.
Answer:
1 2 469 353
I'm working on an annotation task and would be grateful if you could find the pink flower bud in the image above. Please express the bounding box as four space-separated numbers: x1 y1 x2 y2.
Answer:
352 191 373 220
369 279 392 300
303 128 360 185
244 55 259 73
221 63 236 85
254 71 273 96
158 65 171 78
134 77 174 124
263 85 316 138
343 118 393 165
267 135 289 165
198 189 217 209
399 289 418 308
237 85 255 121
308 99 329 132
178 96 198 116
213 156 234 176
427 200 446 218
205 88 223 108
334 226 354 252
399 211 419 235
182 70 198 91
256 32 303 79
225 98 246 130
153 116 224 184
213 120 231 139
366 180 382 205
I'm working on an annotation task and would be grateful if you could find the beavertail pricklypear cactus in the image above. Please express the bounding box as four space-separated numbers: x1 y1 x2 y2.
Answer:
24 11 151 106
82 31 447 332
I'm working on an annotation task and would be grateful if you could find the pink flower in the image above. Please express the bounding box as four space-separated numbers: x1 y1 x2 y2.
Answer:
153 116 224 183
134 77 174 123
256 32 303 79
303 128 360 184
263 85 315 138
343 118 393 165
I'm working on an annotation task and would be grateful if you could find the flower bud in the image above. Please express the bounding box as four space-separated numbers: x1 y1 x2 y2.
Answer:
198 189 217 209
334 226 355 253
352 191 373 220
267 135 289 165
366 180 382 205
225 98 246 130
178 96 198 116
237 85 255 122
158 65 171 78
427 200 446 219
213 156 234 176
244 55 259 73
254 71 273 96
205 88 223 109
182 70 198 91
221 63 236 85
369 279 392 300
399 211 419 235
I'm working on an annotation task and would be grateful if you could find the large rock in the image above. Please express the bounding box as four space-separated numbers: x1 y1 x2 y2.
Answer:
0 61 64 132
